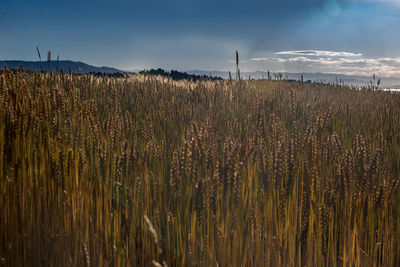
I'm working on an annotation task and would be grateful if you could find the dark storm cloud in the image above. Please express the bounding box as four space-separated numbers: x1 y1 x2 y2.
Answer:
1 0 400 74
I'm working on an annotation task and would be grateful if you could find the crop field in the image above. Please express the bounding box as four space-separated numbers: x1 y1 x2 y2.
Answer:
1 69 399 266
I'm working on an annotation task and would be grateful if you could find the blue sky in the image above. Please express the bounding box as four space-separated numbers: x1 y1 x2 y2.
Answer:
1 0 400 76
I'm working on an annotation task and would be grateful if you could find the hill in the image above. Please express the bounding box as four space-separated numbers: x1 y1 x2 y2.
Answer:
0 60 125 74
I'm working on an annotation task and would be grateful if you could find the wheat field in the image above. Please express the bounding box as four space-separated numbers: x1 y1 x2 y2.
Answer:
1 69 399 266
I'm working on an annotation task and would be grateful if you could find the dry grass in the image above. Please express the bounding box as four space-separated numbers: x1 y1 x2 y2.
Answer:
1 69 399 266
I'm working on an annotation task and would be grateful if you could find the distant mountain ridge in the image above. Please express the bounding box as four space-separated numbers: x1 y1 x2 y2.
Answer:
2 60 399 88
186 70 400 88
0 60 125 74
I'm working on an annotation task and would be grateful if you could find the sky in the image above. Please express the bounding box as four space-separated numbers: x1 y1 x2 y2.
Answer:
1 0 400 76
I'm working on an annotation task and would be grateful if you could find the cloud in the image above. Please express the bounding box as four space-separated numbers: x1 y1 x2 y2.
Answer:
251 57 276 61
249 50 400 77
275 50 362 57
